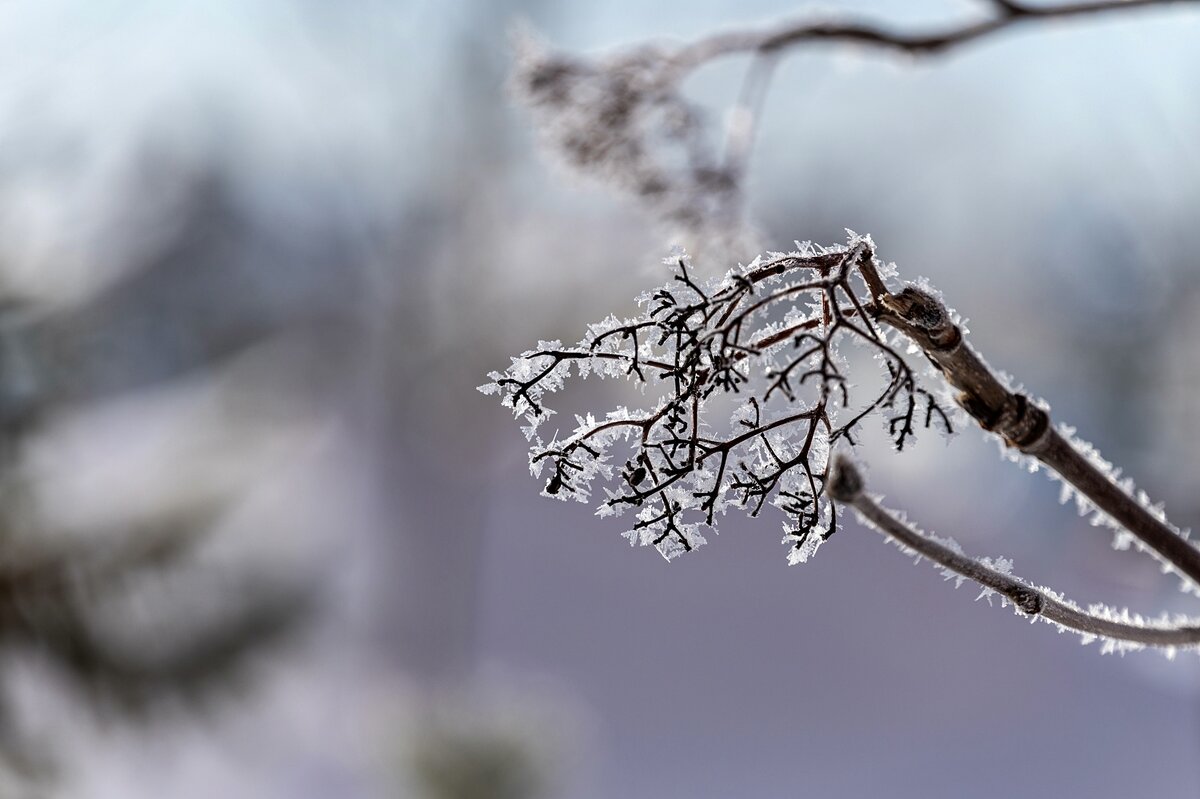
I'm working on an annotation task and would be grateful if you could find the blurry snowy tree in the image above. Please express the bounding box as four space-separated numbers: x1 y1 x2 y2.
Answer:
0 165 351 785
485 0 1200 656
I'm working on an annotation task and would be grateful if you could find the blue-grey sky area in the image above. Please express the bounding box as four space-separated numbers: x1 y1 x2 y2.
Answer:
2 1 1199 797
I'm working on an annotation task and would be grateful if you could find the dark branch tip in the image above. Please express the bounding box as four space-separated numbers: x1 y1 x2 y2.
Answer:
826 454 864 502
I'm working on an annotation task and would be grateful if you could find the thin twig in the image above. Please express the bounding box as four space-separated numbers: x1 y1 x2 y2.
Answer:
722 52 778 182
668 0 1198 72
827 455 1200 649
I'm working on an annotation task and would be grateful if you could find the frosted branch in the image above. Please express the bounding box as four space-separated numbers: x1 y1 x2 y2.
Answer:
828 456 1200 652
868 277 1200 593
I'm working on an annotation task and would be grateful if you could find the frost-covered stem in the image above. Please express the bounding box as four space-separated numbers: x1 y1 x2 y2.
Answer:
827 456 1200 648
869 283 1200 589
667 0 1198 72
1036 432 1200 586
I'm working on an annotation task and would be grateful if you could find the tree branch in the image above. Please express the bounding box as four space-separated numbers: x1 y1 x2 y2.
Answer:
668 0 1198 71
827 455 1200 650
867 280 1200 591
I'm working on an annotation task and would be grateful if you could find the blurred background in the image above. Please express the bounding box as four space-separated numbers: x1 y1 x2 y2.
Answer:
0 0 1198 796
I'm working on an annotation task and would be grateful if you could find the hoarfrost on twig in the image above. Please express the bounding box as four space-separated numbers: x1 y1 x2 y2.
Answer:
481 235 952 560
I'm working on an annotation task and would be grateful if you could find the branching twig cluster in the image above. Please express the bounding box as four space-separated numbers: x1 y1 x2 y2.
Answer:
482 234 952 562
